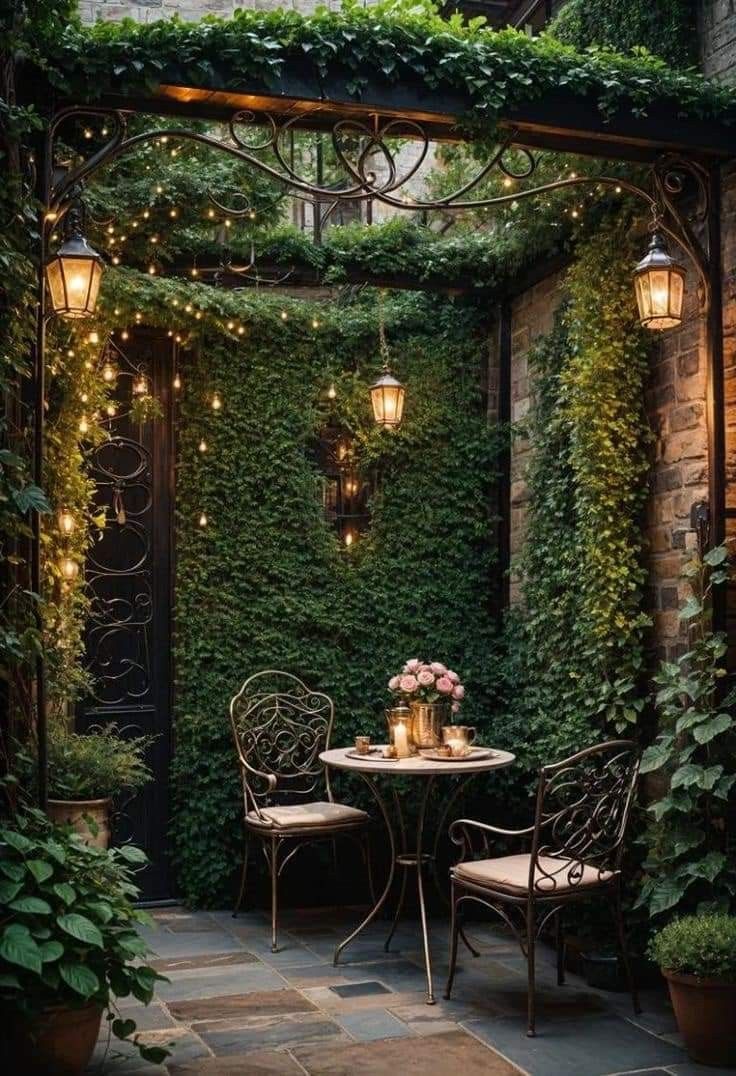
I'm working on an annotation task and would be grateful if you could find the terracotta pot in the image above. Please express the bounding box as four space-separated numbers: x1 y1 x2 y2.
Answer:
3 1002 102 1076
47 798 111 848
664 968 736 1067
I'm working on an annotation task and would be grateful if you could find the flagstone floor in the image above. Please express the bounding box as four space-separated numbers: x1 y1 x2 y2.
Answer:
87 905 731 1076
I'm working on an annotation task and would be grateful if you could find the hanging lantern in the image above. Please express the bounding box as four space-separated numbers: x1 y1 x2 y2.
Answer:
371 290 405 429
101 361 117 384
44 206 104 319
60 556 80 582
57 508 75 536
370 366 405 430
633 233 686 331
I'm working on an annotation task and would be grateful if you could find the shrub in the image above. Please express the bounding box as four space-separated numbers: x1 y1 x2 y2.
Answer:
648 915 736 981
0 808 168 1063
18 724 154 801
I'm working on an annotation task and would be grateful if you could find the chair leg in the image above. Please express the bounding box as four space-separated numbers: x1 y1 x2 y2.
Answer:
270 836 280 953
444 882 460 1000
232 834 250 918
526 900 537 1037
613 884 641 1015
556 907 565 986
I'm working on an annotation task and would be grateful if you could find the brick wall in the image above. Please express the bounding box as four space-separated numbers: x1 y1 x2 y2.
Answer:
699 0 736 83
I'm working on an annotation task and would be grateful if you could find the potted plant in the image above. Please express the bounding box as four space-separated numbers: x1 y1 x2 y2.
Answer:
648 914 736 1067
18 724 153 848
0 807 168 1075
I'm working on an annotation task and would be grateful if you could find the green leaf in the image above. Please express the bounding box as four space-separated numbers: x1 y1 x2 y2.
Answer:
57 914 104 949
640 744 670 773
0 830 33 854
648 875 690 917
0 973 22 989
692 713 732 744
685 851 726 883
8 896 52 915
112 1017 136 1040
116 844 148 865
138 1044 170 1065
0 880 22 903
0 928 42 974
59 962 100 998
26 860 54 885
670 763 701 790
52 882 75 905
39 940 64 963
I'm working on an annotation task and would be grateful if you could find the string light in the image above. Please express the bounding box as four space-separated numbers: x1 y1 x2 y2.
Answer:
173 372 182 390
237 326 246 336
101 361 117 383
105 403 116 417
344 530 354 548
198 438 207 453
312 318 320 329
112 256 121 265
327 383 336 399
148 264 157 275
211 391 222 411
226 320 235 330
120 329 129 340
78 414 89 434
81 393 89 403
280 310 288 321
134 312 142 323
88 330 100 344
198 512 208 528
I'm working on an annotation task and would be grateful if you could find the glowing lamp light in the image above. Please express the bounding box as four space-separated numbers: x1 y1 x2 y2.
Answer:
198 512 208 528
634 233 686 331
133 375 148 396
173 372 182 390
370 366 405 430
211 391 222 411
198 438 207 453
101 361 117 383
60 556 80 582
57 508 75 536
45 231 104 319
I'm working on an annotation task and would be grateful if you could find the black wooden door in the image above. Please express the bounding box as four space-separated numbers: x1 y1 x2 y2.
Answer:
78 328 174 901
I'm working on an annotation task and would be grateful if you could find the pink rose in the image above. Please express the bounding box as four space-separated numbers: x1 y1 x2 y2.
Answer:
388 675 400 691
447 670 459 684
400 674 418 693
452 684 465 701
417 669 434 687
430 662 447 675
436 676 453 695
452 701 461 714
404 659 421 673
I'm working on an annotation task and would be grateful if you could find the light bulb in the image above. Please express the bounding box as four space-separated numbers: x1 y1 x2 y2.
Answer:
212 392 222 411
121 329 129 340
102 361 116 383
148 264 157 275
280 310 288 321
237 326 245 336
134 312 142 322
198 512 208 528
227 321 235 331
133 375 148 395
327 383 336 399
312 318 320 329
173 372 181 389
198 438 207 453
344 530 354 547
106 403 116 416
78 414 89 434
88 330 100 344
80 392 89 403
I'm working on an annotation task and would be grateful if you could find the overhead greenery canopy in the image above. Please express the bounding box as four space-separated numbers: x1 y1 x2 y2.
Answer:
37 1 736 131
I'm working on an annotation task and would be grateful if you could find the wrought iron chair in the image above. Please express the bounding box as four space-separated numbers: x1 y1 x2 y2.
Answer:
230 670 373 952
445 740 641 1036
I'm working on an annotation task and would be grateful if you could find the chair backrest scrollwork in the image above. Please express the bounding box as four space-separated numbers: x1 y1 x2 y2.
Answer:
229 670 334 819
528 740 640 893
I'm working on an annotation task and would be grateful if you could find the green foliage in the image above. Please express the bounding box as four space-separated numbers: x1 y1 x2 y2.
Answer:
0 808 168 1065
499 218 651 768
38 1 735 133
637 544 736 920
648 914 736 981
549 0 697 69
84 269 502 905
16 724 154 801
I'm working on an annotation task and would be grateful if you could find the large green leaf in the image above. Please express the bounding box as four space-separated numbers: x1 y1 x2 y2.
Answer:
26 859 54 885
0 830 33 854
39 940 64 963
0 880 22 904
692 713 732 745
8 896 52 916
59 962 100 998
648 875 690 917
53 882 76 905
57 913 104 949
0 927 42 974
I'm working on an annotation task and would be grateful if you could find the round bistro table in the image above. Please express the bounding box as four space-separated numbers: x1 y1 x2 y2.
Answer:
320 745 515 1003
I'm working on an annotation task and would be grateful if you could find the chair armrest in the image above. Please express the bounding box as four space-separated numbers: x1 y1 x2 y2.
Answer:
236 755 278 795
448 817 535 849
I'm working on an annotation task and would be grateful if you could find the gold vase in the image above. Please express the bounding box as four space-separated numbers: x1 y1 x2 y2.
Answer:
410 700 450 749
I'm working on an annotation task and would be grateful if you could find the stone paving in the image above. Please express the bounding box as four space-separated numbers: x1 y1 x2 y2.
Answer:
87 905 732 1076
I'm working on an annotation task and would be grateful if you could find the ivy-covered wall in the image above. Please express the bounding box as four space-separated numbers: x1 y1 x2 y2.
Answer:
170 288 502 905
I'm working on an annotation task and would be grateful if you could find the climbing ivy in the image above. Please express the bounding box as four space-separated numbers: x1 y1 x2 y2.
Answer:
35 1 735 135
498 218 652 768
549 0 698 69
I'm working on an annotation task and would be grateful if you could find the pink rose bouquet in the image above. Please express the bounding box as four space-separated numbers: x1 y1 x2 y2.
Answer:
388 660 466 708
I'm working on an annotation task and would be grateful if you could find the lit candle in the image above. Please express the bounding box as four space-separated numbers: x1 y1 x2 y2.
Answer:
394 720 410 758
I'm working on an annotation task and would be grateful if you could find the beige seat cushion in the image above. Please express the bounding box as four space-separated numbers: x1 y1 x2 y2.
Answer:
453 853 614 894
246 801 369 830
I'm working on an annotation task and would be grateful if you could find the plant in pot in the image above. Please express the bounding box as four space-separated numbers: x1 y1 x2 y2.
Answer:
649 914 736 1067
0 807 168 1076
18 723 154 848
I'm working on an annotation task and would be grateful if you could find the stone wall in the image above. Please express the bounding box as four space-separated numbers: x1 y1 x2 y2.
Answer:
78 0 349 23
699 0 736 83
